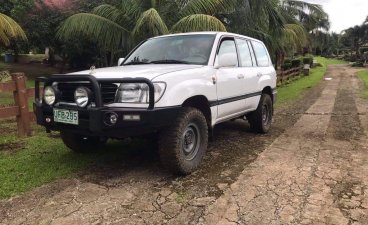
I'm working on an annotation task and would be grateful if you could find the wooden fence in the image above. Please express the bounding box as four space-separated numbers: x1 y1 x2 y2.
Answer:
0 73 36 136
277 66 304 85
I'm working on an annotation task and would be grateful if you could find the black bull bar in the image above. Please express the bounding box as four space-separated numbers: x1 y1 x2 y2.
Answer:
35 75 155 109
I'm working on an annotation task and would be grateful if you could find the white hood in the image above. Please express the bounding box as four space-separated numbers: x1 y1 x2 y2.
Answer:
69 64 203 80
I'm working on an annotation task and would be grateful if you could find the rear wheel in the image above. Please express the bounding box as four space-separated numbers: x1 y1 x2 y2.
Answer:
60 132 107 153
247 94 273 133
158 107 208 175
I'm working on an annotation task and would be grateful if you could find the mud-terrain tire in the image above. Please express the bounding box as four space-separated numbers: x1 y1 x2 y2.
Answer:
60 132 107 153
247 94 273 133
159 107 208 175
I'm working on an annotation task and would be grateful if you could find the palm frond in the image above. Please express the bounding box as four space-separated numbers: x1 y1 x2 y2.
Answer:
285 0 326 17
132 8 169 41
172 14 226 32
121 0 145 18
57 13 129 50
180 0 236 17
93 4 134 28
280 23 307 50
0 13 27 46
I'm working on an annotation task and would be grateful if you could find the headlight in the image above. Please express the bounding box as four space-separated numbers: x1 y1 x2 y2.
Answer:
44 86 56 105
74 87 91 107
115 82 166 103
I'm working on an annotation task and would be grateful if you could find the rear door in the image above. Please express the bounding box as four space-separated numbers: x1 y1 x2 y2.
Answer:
235 38 259 110
215 37 247 119
248 40 274 109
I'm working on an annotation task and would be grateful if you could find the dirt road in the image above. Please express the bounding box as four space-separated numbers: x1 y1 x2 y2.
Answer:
1 65 367 225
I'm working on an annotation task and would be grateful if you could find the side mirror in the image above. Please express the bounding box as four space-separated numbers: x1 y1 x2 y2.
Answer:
118 58 125 66
215 53 238 69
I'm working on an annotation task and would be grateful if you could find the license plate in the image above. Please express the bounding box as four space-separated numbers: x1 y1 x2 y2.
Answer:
53 109 79 125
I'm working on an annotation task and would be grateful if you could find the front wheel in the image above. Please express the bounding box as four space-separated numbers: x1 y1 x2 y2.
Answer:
158 107 208 175
247 94 273 133
60 132 107 153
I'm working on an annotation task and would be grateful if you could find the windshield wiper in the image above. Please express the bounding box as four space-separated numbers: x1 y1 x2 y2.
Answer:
150 60 190 64
124 61 152 65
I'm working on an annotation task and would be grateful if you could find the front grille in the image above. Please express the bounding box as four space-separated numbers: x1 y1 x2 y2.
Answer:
57 82 118 105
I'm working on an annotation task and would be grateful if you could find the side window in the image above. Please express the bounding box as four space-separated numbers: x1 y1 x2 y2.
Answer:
251 41 270 67
236 39 253 67
218 39 238 66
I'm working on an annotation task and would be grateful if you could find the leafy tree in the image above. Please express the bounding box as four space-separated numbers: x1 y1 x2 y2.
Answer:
342 24 368 58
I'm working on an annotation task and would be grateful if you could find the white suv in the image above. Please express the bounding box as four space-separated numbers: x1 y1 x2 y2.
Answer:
34 32 277 174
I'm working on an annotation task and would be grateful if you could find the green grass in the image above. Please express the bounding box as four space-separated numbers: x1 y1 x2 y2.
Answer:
276 57 346 105
0 124 151 199
358 70 368 98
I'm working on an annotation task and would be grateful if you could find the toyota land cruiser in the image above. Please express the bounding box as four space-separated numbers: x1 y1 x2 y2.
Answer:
34 32 277 174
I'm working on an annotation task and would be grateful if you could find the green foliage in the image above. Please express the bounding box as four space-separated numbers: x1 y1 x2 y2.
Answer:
281 63 292 70
358 70 368 98
172 14 227 33
3 0 333 70
0 13 27 46
180 0 236 16
303 55 313 65
352 62 364 67
291 58 301 68
57 13 129 50
133 8 169 42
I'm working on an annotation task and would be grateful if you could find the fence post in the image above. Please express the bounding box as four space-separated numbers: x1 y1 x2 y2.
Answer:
12 73 31 136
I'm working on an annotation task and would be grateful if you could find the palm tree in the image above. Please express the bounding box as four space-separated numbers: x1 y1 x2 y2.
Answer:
57 0 233 51
343 25 367 58
0 13 27 47
57 0 329 68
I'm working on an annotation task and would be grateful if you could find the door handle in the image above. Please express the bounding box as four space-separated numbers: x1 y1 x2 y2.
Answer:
237 74 245 79
257 72 263 78
212 76 217 84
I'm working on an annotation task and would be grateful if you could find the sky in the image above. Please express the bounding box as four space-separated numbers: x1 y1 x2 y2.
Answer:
302 0 368 33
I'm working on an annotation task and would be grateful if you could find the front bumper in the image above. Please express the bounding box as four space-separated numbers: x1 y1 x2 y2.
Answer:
34 75 181 138
34 102 182 138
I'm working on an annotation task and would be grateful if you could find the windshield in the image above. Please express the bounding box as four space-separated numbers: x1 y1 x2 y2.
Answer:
123 34 216 66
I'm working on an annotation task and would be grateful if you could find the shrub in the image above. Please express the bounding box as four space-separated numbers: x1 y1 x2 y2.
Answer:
284 59 292 64
303 56 313 65
352 62 364 67
281 63 292 71
291 58 302 68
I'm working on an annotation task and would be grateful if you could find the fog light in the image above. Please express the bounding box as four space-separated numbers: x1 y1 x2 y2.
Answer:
123 115 140 121
110 114 118 124
103 112 118 126
45 117 51 123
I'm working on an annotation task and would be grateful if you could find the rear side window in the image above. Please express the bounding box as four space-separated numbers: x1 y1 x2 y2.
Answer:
218 39 238 66
251 41 270 67
236 39 253 67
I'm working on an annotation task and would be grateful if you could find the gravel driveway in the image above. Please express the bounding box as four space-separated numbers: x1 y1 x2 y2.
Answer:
1 65 367 225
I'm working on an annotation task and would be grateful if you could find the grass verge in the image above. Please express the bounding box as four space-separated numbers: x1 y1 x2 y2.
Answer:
358 70 368 98
276 57 346 105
